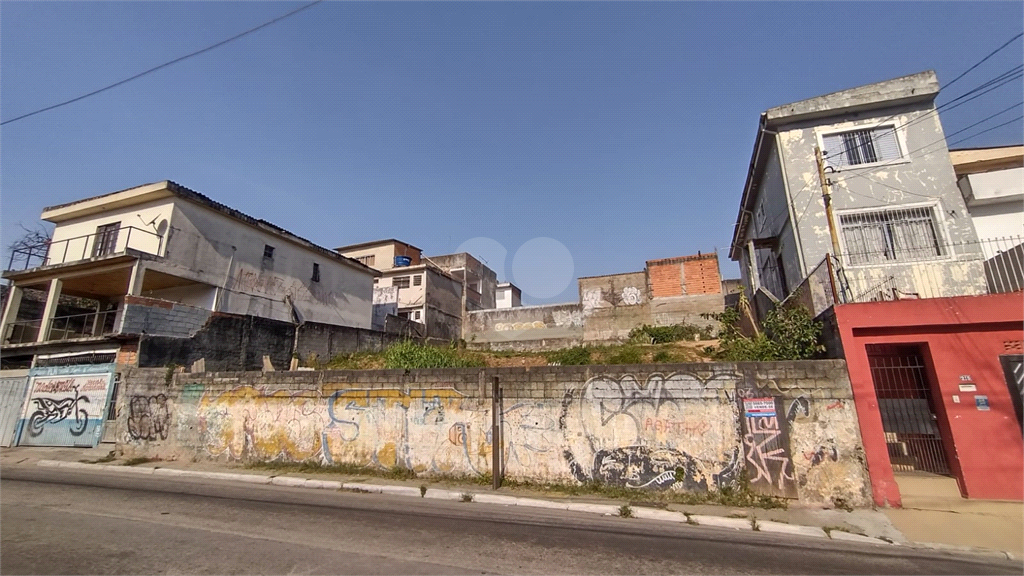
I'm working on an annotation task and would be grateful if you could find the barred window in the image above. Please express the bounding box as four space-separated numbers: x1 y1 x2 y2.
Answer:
393 276 411 289
823 126 901 167
840 207 944 265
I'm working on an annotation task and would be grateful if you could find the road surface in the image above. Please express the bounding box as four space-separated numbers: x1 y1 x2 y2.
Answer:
1 466 1018 575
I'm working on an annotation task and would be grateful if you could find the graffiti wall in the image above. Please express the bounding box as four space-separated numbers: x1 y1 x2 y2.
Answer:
17 364 115 447
118 361 871 507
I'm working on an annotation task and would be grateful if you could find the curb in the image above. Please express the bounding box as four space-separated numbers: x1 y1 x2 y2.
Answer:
31 460 1015 560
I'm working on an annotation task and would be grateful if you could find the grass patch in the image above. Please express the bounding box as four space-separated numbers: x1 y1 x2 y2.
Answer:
460 493 473 503
122 457 157 466
245 459 418 480
605 346 644 365
545 346 592 366
618 504 633 518
420 485 427 497
383 341 485 369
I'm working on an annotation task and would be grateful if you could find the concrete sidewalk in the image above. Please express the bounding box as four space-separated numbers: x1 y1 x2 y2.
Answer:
2 446 1018 560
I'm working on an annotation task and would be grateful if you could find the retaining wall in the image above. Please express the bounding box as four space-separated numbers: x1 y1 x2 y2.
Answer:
116 360 870 507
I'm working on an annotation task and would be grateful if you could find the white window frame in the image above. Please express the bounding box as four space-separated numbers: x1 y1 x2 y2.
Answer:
816 121 910 171
836 200 953 268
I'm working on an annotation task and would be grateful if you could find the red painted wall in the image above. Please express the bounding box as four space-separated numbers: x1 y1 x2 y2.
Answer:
834 293 1024 507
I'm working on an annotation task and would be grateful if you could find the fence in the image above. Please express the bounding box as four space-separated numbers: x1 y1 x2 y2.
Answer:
827 236 1024 304
3 309 119 345
6 226 163 271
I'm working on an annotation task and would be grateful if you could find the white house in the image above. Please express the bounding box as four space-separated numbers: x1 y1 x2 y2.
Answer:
1 181 378 357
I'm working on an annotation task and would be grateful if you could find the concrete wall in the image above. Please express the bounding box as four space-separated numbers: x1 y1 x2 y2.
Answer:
120 295 212 339
117 360 870 507
151 198 374 328
137 313 295 373
833 293 1024 506
295 321 415 361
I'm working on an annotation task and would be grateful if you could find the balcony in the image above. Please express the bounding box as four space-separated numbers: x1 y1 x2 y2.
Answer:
6 226 163 272
783 236 1024 318
3 308 119 345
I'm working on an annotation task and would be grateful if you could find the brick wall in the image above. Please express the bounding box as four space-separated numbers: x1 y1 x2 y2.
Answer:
118 360 870 507
647 253 722 297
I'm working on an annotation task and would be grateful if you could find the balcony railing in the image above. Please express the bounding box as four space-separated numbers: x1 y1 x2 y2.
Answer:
6 226 163 271
783 236 1024 312
3 309 119 345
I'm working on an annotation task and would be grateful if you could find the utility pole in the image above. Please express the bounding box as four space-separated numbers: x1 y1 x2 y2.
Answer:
815 145 843 261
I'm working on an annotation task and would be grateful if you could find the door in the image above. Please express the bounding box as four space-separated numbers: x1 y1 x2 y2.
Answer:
867 343 951 475
92 222 120 257
0 373 30 447
1000 355 1023 431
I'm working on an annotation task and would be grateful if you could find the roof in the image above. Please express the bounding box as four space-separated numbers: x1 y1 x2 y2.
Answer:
764 70 938 128
334 238 423 253
949 145 1024 174
729 71 940 260
42 180 379 276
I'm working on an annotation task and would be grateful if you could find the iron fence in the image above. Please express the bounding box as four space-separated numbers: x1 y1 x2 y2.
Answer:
6 226 163 271
45 309 119 342
831 235 1024 303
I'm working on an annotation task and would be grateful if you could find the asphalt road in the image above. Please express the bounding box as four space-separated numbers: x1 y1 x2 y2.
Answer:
1 466 1019 575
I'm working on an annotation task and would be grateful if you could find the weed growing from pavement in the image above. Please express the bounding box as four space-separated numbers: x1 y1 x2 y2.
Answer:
81 451 117 464
618 505 633 518
122 457 157 466
460 493 473 502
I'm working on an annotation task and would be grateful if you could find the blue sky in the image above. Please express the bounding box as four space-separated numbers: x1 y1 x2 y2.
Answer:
3 1 1022 304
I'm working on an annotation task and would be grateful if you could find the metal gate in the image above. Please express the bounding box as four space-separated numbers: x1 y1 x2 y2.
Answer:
867 344 951 475
0 372 30 447
1000 355 1023 431
16 364 116 448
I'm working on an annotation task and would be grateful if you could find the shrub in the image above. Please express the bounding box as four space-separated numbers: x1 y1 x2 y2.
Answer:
628 322 714 344
704 295 824 361
382 341 485 369
545 346 592 366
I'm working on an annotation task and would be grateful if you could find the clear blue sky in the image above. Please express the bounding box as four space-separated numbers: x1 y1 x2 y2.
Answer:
3 2 1022 304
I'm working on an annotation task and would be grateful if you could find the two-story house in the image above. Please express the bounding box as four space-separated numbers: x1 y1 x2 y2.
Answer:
729 70 999 313
2 181 378 367
728 72 1024 509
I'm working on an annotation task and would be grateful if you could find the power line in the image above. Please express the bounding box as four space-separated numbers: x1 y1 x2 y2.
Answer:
823 63 1023 166
942 32 1024 90
1 1 324 126
819 30 1024 165
947 114 1024 147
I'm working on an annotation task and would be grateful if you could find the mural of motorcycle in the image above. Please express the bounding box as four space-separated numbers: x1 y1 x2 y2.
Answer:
27 385 91 437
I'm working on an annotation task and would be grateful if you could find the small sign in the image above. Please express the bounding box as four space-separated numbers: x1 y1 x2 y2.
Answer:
975 395 990 411
952 395 960 404
959 375 973 382
958 383 977 392
743 397 776 417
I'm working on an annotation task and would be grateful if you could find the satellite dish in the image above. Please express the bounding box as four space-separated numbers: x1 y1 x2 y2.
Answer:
156 219 169 235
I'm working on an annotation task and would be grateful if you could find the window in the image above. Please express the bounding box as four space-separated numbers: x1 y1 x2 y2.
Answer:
840 207 944 265
356 255 375 266
413 274 422 286
822 126 901 167
414 311 421 320
312 263 320 282
263 245 275 259
393 276 411 289
92 222 120 257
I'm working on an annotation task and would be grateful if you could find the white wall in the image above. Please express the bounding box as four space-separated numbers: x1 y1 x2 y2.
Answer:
141 283 217 309
47 200 172 265
152 199 373 328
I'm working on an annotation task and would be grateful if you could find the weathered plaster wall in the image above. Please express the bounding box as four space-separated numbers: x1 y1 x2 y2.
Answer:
775 102 984 299
155 198 374 328
117 361 871 507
